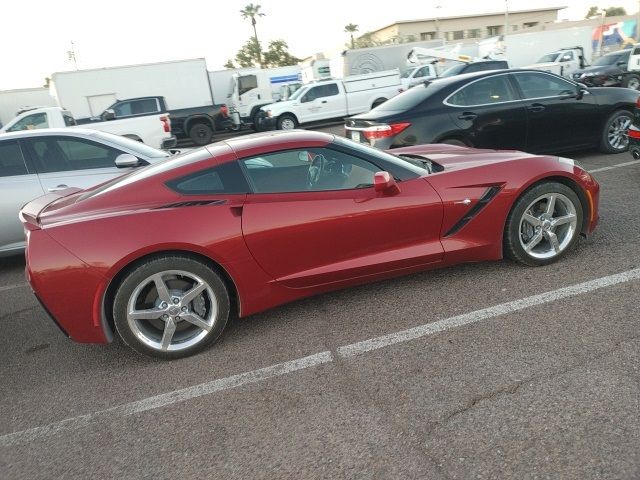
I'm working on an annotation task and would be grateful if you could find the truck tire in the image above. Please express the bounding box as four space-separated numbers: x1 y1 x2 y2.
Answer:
623 74 640 90
189 123 213 146
277 114 298 130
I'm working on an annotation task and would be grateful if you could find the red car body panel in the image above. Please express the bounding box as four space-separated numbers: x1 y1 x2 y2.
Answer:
20 132 600 344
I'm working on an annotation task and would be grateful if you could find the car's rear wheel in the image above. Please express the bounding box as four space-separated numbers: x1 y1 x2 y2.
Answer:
113 255 230 359
439 137 470 147
600 110 632 153
189 123 214 146
504 182 583 267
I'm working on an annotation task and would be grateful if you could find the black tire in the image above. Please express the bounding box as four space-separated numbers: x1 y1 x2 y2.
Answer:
113 255 230 359
439 137 470 147
276 114 298 130
600 110 632 153
504 182 583 267
623 74 640 90
189 123 214 146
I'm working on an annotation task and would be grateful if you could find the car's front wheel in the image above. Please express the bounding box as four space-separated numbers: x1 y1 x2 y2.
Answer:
113 255 230 359
504 182 583 267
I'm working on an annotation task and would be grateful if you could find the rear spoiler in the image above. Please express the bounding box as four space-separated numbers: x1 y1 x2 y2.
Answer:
19 188 82 228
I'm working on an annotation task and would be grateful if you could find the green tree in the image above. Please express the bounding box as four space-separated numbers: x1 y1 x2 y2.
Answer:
234 38 262 68
240 3 265 67
585 6 599 18
605 6 626 16
586 5 627 18
223 59 236 69
344 23 359 49
262 40 301 67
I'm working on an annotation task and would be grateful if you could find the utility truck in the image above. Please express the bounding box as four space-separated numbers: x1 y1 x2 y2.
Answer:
523 46 588 78
0 106 176 149
257 70 402 130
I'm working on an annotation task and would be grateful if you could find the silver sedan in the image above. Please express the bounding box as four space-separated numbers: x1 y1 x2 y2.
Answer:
0 128 174 257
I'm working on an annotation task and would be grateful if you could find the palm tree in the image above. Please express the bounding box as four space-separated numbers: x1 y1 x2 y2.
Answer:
241 3 266 67
344 23 359 49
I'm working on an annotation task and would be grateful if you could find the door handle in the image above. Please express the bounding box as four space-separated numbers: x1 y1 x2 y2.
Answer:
527 103 545 113
48 184 69 192
457 112 477 121
321 100 327 104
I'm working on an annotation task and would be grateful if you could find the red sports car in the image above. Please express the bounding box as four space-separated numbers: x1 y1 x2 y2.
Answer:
20 131 600 359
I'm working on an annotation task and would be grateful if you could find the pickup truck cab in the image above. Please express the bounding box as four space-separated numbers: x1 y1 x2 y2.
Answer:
1 106 177 150
524 47 587 78
259 70 402 130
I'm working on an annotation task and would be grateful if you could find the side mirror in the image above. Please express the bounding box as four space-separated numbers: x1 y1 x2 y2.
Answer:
115 153 141 168
103 109 116 121
576 85 588 100
374 171 400 194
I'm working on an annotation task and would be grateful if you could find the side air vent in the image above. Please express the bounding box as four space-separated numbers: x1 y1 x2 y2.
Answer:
444 186 502 237
154 199 226 210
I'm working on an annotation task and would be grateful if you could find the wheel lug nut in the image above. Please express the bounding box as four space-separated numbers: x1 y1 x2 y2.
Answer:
161 302 167 308
162 314 169 319
181 306 187 311
173 298 179 304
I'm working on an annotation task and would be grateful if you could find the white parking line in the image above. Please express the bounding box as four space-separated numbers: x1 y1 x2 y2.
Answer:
0 282 28 293
2 267 640 447
588 159 640 173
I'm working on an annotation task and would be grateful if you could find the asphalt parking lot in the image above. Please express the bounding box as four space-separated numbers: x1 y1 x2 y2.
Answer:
1 125 640 479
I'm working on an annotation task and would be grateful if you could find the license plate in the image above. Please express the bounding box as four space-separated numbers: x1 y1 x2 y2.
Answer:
351 131 361 142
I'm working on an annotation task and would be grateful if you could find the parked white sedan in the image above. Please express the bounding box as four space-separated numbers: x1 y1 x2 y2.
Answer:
0 128 173 257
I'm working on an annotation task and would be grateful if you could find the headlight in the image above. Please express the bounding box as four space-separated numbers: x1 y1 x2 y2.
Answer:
266 110 272 117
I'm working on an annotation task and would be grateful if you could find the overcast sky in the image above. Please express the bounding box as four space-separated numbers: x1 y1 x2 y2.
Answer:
2 0 639 90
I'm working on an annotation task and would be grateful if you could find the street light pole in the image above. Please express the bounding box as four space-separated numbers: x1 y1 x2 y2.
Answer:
434 5 441 43
504 0 509 39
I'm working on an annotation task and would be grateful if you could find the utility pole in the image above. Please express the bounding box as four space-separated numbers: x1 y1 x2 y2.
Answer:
67 41 78 70
434 5 442 43
504 0 509 39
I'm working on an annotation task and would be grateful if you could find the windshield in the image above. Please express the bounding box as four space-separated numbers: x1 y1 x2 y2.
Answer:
401 69 414 78
536 53 559 63
593 51 628 66
288 86 306 101
439 63 467 78
333 136 427 175
92 131 170 158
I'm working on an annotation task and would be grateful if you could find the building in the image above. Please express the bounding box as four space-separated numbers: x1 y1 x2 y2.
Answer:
368 6 566 43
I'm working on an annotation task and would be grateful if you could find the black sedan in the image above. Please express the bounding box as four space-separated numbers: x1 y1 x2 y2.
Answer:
345 69 639 154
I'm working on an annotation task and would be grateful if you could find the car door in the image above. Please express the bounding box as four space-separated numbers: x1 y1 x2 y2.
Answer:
511 71 599 153
446 73 527 150
22 135 133 193
300 83 344 122
239 146 444 288
0 140 45 253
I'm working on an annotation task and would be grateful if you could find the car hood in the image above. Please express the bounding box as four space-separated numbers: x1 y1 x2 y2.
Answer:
390 144 538 170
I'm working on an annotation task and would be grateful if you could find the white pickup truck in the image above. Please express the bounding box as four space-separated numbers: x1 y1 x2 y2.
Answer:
258 70 402 130
0 106 177 149
523 46 588 78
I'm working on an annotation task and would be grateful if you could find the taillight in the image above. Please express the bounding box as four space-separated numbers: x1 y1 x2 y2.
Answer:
636 96 640 107
362 122 411 140
220 104 229 117
160 115 171 133
628 126 640 139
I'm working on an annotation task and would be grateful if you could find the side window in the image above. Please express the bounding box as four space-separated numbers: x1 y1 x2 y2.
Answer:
28 137 121 173
240 148 382 193
238 75 258 95
560 51 574 62
166 161 249 195
448 75 516 106
62 113 76 126
7 113 49 132
302 86 321 102
0 141 28 177
324 83 339 96
112 101 132 117
514 72 576 99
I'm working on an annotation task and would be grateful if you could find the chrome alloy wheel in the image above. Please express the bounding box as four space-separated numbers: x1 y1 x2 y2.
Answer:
518 193 578 260
607 115 631 150
126 270 218 352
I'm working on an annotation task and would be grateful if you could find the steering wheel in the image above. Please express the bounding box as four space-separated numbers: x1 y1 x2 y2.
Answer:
307 154 327 189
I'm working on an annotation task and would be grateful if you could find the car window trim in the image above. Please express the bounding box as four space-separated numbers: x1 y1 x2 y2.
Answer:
442 72 522 108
